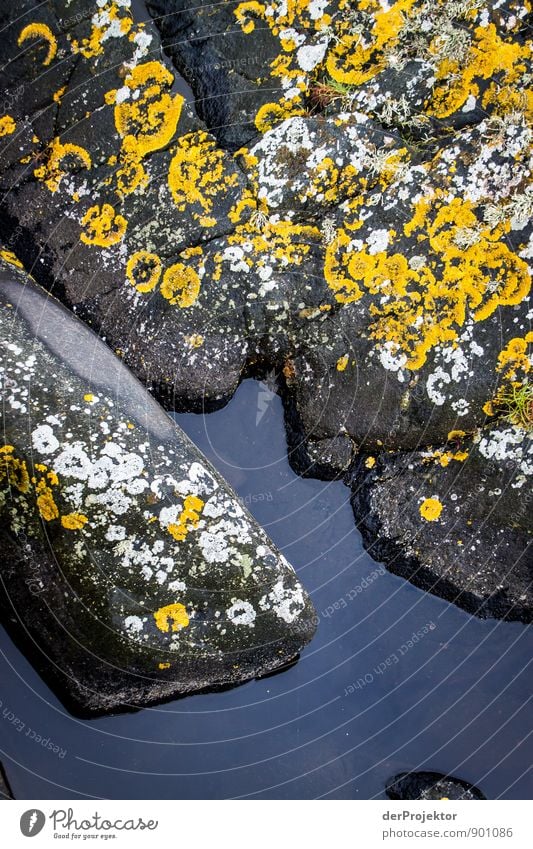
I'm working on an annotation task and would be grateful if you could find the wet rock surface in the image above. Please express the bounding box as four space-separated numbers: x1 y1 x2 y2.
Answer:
386 771 486 800
0 763 13 799
0 265 316 715
0 0 531 622
350 425 532 623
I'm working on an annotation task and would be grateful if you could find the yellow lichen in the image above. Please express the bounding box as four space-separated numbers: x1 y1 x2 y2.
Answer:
126 251 162 293
166 494 204 541
80 204 127 247
52 86 67 104
18 22 57 66
365 456 376 469
160 248 204 308
71 1 133 59
168 132 238 224
36 489 59 522
61 513 88 530
336 354 349 371
420 497 443 522
154 603 190 633
34 138 91 193
184 333 204 348
325 192 531 370
0 115 16 138
0 445 30 493
0 249 22 268
105 62 184 197
114 62 183 155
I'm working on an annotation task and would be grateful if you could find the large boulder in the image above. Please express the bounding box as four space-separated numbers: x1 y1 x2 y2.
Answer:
0 263 316 715
350 424 532 623
0 0 530 624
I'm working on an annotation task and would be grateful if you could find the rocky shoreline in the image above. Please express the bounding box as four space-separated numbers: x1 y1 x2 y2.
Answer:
0 0 531 714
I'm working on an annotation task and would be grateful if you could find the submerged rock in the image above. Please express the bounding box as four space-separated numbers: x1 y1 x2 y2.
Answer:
386 771 486 801
0 264 316 715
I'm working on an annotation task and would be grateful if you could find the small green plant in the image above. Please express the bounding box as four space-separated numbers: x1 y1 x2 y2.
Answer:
494 383 533 430
308 76 356 110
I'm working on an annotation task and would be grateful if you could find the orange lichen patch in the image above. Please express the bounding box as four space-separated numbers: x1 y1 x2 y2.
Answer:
420 497 443 522
114 61 184 157
496 333 533 381
184 333 204 348
428 24 527 118
336 354 349 371
228 189 259 225
432 449 469 467
0 115 16 137
215 217 320 287
18 22 57 66
234 0 331 128
0 445 30 493
126 251 162 293
61 513 88 530
254 100 305 133
447 430 466 441
324 228 364 304
326 0 413 87
235 1 265 33
107 61 183 196
485 332 533 428
158 662 171 669
36 490 59 521
115 146 149 197
34 138 91 193
326 192 531 370
166 494 204 542
365 456 376 469
168 132 239 223
0 249 22 268
71 1 133 59
83 393 94 403
160 248 204 308
153 603 190 633
52 86 67 104
80 204 127 247
482 83 533 123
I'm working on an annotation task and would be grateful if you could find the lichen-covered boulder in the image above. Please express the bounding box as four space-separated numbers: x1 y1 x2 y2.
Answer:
350 424 532 622
386 771 486 801
0 0 530 624
0 264 316 714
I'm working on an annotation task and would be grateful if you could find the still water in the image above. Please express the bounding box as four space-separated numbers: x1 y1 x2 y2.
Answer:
0 380 531 799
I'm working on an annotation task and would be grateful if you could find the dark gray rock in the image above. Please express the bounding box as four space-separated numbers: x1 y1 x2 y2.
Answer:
0 263 316 715
0 763 13 799
350 426 532 623
386 771 486 801
0 0 530 626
